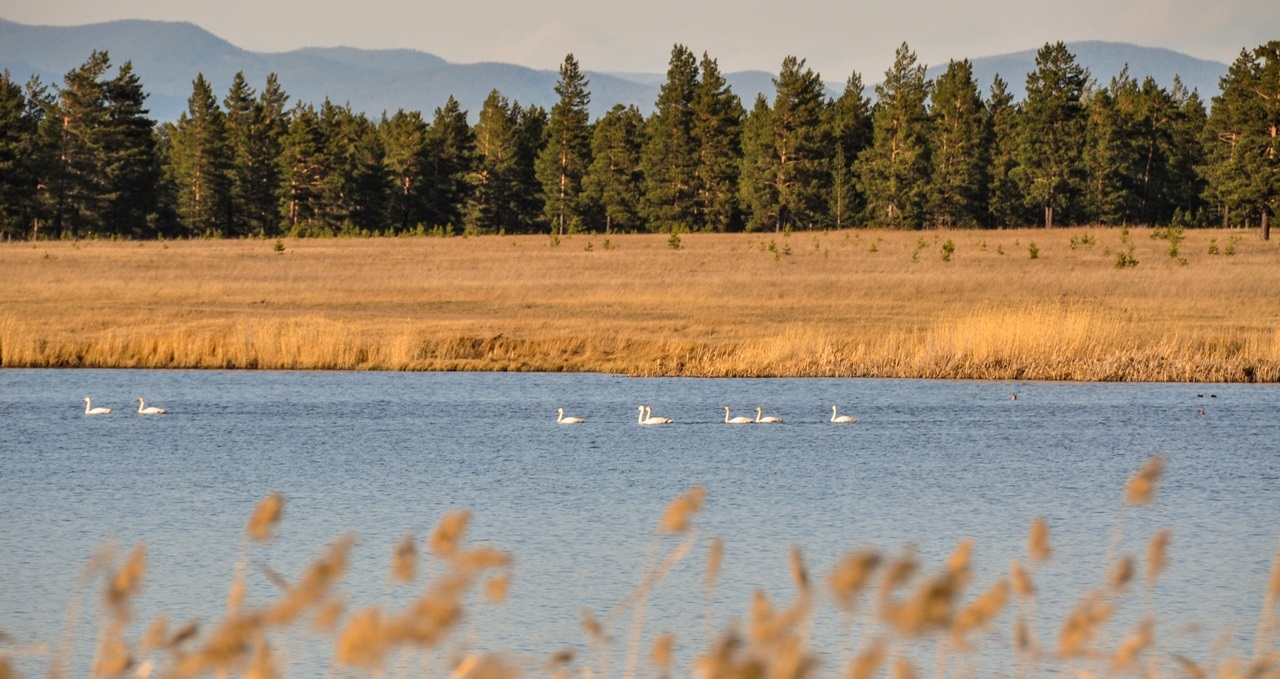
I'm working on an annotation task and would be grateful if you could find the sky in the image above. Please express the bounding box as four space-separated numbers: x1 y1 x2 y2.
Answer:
4 0 1277 77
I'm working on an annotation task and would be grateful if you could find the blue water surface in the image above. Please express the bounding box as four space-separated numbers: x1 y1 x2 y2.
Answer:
1 370 1277 675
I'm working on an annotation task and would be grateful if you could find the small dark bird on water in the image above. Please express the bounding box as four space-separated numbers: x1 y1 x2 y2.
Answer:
1010 394 1017 401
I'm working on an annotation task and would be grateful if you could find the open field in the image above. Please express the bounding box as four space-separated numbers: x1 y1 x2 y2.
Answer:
2 227 1279 381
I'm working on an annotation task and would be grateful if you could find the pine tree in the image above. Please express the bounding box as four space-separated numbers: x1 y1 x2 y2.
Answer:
927 59 988 227
1016 42 1089 228
690 53 743 232
584 103 645 233
0 71 40 239
986 76 1027 226
165 73 231 236
1081 77 1134 224
319 101 386 234
511 103 548 233
738 94 779 231
223 72 288 236
101 61 159 236
1201 42 1280 238
641 45 699 232
278 103 325 234
47 50 113 237
825 72 873 228
536 54 592 235
466 90 522 233
764 56 829 231
1165 78 1208 222
856 43 932 229
383 109 431 233
422 96 474 230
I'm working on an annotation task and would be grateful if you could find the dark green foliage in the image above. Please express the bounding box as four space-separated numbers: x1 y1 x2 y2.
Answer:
690 53 744 232
986 76 1029 226
1016 42 1089 228
165 73 231 236
224 72 289 237
1201 42 1280 238
928 59 988 227
825 72 873 228
536 54 592 235
0 72 42 239
421 97 474 231
857 43 932 229
100 62 160 237
584 103 645 233
46 51 114 237
738 94 779 232
382 109 431 233
641 45 699 232
278 103 324 234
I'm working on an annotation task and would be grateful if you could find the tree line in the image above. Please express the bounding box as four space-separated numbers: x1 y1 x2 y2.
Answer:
1 41 1277 241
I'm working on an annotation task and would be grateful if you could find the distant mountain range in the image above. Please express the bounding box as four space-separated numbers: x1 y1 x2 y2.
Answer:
0 17 1230 122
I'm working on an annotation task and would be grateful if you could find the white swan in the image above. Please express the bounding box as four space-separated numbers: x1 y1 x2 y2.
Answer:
556 407 585 424
723 406 754 424
755 407 783 424
830 405 858 423
136 397 167 415
638 405 672 425
83 397 112 415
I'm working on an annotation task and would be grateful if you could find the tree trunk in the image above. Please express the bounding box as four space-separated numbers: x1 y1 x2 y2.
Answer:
1044 205 1053 229
1264 210 1271 241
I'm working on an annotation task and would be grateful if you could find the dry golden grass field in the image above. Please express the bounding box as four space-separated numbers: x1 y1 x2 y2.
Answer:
2 227 1279 381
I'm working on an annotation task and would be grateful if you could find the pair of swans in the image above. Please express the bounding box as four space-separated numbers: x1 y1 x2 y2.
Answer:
83 397 166 415
723 407 785 424
637 405 672 425
555 407 585 424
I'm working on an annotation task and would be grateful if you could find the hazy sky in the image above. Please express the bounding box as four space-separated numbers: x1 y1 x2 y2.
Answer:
5 0 1276 77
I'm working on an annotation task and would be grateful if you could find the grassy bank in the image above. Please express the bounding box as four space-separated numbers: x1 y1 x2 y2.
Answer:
2 228 1278 381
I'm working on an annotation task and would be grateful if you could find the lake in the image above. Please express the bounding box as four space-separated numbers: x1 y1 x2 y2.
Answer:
1 370 1277 676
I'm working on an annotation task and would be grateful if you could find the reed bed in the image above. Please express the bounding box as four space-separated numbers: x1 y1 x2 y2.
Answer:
2 228 1278 380
1 458 1276 679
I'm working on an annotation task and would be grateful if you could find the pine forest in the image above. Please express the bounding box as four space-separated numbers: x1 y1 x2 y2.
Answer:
1 41 1278 241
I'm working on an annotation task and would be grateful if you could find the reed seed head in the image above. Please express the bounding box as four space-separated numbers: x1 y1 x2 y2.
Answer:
1058 591 1113 657
451 546 512 571
952 580 1010 645
1147 529 1172 585
706 538 724 589
430 511 471 557
392 533 417 584
313 598 346 633
247 494 284 542
1010 561 1035 598
829 550 881 610
891 657 917 679
652 632 675 670
246 639 278 679
847 639 885 679
336 608 386 669
141 616 169 652
1109 555 1135 590
1113 620 1153 671
789 546 810 595
661 486 707 534
266 535 353 625
485 574 510 604
1029 518 1052 563
106 544 146 620
582 609 605 642
1125 456 1164 506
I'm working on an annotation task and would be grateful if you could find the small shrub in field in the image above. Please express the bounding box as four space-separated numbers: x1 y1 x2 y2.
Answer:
584 241 594 252
667 233 682 250
1116 248 1139 268
1069 233 1095 250
602 239 615 251
1028 241 1039 259
273 239 285 255
1225 235 1241 256
940 239 955 262
781 242 792 257
868 242 878 253
548 234 561 247
996 244 1004 255
1208 238 1220 255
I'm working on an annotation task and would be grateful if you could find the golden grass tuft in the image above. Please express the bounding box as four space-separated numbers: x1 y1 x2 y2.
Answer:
3 228 1280 380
